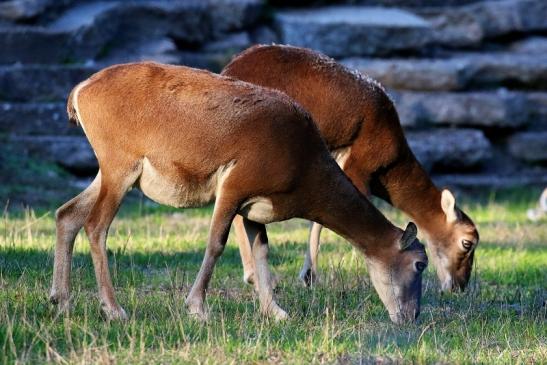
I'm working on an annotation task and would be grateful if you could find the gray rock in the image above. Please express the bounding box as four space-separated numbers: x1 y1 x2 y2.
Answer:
526 93 547 127
356 0 481 6
207 0 263 36
0 0 263 64
426 0 547 47
392 91 534 129
249 26 279 45
276 6 432 57
9 135 97 172
0 102 78 135
0 0 56 21
508 132 547 163
176 51 235 73
510 37 547 54
201 32 252 53
343 57 465 91
48 2 116 32
103 37 180 64
461 53 547 90
0 2 118 65
0 26 72 64
342 52 547 91
407 128 492 171
0 64 97 101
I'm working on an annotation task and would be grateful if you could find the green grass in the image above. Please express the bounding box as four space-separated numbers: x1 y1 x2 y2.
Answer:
0 188 546 364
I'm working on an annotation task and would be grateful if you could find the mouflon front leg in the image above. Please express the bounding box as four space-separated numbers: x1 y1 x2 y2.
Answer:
299 221 323 286
185 194 239 321
50 173 101 310
242 217 288 321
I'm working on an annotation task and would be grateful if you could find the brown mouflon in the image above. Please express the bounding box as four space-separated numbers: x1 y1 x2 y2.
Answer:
222 45 478 292
49 62 427 323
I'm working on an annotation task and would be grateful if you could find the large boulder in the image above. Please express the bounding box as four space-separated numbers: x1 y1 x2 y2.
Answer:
392 91 534 129
407 128 492 171
508 132 547 163
343 52 547 91
276 6 432 57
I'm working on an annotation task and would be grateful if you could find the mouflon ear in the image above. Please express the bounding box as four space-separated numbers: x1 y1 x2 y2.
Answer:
441 189 458 223
400 222 417 251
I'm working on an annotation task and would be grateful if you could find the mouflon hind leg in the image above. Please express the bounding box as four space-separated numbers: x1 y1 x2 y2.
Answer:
233 214 258 288
299 221 323 286
243 217 288 321
50 173 101 310
83 168 139 321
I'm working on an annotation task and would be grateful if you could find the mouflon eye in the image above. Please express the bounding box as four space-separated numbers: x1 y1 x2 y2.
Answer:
462 239 473 250
415 261 427 273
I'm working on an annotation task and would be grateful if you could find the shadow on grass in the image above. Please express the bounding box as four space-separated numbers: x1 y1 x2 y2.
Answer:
0 244 249 281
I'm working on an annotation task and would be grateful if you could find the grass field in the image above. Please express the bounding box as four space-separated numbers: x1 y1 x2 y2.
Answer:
1 188 546 364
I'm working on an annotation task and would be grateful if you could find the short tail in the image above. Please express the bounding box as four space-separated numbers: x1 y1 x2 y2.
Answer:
66 84 80 126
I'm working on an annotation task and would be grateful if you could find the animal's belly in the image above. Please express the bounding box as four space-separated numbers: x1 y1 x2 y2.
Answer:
138 157 227 208
239 197 277 224
331 146 352 169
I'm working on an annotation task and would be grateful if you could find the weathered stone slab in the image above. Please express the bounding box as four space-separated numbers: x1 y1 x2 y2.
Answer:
276 6 432 57
0 26 72 64
426 0 547 47
343 57 465 91
270 0 481 6
526 93 547 127
510 37 547 54
175 51 234 73
392 91 535 129
508 132 547 163
9 135 97 172
0 0 66 21
407 129 492 171
0 0 263 64
342 52 547 91
0 64 97 101
101 37 181 65
201 32 252 53
0 2 120 64
207 0 263 36
0 102 78 135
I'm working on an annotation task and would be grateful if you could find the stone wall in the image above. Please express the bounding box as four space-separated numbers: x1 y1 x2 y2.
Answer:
1 0 546 202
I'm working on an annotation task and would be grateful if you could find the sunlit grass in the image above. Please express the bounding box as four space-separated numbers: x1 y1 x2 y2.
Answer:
0 188 546 364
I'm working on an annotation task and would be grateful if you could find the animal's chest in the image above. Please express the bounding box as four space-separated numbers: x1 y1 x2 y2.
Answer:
137 157 232 208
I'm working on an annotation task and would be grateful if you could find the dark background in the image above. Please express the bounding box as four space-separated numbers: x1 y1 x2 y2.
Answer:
0 0 546 207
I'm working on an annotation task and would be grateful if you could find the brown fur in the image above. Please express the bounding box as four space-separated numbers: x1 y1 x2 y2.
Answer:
222 45 479 291
50 62 427 323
